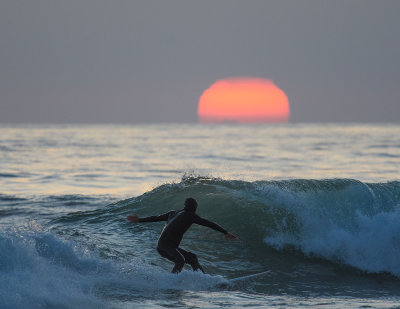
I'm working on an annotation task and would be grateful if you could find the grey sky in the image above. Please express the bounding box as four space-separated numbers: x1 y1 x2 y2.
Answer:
1 0 399 123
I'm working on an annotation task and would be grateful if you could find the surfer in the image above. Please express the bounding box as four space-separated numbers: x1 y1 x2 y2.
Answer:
127 197 236 274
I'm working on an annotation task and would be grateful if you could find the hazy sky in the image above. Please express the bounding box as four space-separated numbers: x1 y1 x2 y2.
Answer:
1 0 399 123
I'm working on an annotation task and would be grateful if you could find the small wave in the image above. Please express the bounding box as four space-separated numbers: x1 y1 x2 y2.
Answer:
0 173 21 178
0 194 27 202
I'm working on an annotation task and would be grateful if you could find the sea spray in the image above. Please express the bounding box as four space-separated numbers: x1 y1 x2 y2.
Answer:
0 220 226 309
0 224 104 309
258 179 400 276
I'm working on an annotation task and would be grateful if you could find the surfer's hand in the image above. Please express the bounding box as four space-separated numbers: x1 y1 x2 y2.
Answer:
127 214 139 223
225 232 237 240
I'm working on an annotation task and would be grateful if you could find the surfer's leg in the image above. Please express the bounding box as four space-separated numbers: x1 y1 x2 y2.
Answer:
157 246 185 273
177 248 205 274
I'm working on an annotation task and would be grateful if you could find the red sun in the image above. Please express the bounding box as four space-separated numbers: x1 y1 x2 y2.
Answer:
198 77 290 123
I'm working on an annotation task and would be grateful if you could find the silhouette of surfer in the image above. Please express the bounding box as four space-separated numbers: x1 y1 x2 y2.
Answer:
127 197 236 274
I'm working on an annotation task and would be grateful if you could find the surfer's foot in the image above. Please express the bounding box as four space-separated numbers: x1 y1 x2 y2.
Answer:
191 263 205 274
171 262 184 274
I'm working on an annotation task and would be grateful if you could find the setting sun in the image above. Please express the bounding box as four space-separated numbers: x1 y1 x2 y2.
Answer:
198 77 290 123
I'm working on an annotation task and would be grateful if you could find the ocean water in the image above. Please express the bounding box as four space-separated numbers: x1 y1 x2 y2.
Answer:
1 123 400 309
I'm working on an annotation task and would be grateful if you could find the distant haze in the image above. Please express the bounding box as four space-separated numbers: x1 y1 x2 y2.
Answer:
1 0 399 123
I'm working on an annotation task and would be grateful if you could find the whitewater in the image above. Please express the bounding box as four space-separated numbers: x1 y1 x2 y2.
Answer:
1 123 400 308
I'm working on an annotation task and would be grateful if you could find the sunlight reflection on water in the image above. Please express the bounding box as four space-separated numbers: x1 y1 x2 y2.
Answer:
0 123 398 196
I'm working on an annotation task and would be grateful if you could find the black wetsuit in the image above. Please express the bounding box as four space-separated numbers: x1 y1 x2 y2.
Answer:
138 209 228 273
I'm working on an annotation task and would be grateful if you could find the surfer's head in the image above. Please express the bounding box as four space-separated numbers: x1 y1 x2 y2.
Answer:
184 197 197 213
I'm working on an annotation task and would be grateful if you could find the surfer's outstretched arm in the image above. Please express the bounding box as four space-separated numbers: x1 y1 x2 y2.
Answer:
194 215 237 240
127 211 173 224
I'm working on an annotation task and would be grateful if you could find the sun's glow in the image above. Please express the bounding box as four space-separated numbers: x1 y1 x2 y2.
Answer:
198 77 290 123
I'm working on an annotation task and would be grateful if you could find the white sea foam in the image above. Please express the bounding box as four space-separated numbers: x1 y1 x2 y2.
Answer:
265 187 400 277
0 224 226 309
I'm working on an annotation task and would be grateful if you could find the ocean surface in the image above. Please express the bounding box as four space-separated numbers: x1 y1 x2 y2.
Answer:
1 123 400 309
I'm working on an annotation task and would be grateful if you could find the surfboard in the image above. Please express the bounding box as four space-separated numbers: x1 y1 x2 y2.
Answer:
229 270 271 283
